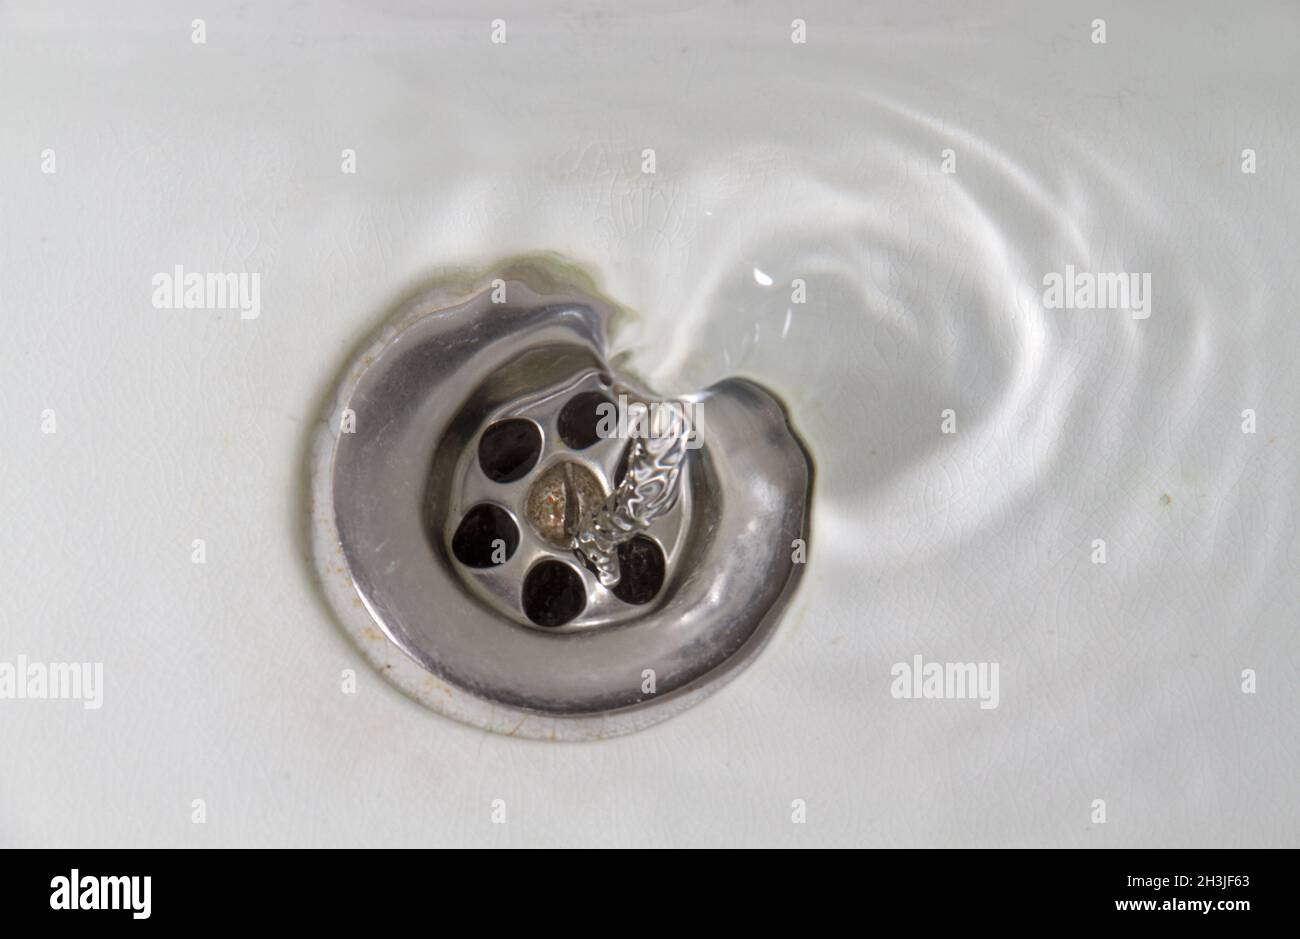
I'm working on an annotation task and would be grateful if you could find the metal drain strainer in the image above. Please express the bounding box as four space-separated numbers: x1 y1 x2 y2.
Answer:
445 368 695 631
310 269 811 740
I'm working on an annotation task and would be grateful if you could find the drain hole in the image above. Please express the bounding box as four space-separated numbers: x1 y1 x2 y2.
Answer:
611 535 666 605
557 391 613 450
522 560 586 627
479 419 542 482
613 441 632 486
451 504 519 568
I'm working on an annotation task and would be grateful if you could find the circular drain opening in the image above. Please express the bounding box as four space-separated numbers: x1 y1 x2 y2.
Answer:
451 504 519 567
479 418 542 482
314 277 812 738
450 377 692 633
556 391 613 450
522 560 586 627
610 535 666 605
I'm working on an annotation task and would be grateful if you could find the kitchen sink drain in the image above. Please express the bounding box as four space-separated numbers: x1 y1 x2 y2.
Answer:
310 267 811 740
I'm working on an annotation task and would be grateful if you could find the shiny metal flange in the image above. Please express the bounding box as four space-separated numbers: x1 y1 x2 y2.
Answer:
309 268 812 740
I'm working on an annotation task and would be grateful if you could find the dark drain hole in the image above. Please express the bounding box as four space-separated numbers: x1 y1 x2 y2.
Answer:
611 535 666 605
479 419 542 482
451 504 519 568
613 441 632 486
522 560 586 627
557 391 613 450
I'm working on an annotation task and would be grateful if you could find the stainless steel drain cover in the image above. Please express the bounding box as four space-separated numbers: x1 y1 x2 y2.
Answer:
309 267 811 740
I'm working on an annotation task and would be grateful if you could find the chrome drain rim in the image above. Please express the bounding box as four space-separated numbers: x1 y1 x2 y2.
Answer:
309 269 811 740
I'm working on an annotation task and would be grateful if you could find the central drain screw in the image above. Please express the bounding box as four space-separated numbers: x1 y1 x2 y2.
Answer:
524 460 606 550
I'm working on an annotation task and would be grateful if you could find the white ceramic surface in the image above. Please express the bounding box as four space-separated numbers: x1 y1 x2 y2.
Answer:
1 0 1296 846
